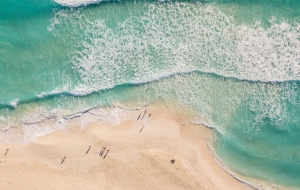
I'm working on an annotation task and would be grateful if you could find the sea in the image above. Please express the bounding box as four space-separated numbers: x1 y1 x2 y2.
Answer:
1 0 300 188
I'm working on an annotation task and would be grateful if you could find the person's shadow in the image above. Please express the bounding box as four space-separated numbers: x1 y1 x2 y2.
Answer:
60 156 66 165
139 126 144 133
4 149 9 156
103 150 109 159
85 146 91 155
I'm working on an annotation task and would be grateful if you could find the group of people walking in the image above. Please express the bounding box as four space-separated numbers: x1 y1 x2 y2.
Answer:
60 146 109 165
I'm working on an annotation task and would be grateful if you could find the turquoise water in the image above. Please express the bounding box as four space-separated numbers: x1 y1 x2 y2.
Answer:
2 0 300 188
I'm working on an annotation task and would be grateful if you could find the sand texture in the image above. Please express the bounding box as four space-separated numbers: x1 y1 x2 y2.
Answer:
0 106 252 190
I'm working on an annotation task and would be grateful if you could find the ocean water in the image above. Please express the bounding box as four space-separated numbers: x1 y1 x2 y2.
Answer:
1 0 300 188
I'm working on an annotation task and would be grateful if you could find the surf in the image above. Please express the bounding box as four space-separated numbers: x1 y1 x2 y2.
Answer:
2 0 300 188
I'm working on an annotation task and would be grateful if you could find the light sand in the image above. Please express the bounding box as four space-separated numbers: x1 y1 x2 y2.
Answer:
0 106 252 190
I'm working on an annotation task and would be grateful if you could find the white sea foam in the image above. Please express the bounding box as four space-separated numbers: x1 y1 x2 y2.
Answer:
2 2 298 144
37 80 73 98
48 2 300 101
0 102 155 144
9 99 19 108
37 90 64 99
47 2 300 134
145 71 294 135
0 71 295 144
54 0 103 7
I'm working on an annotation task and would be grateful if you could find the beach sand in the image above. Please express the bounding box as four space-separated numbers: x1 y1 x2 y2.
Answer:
0 105 252 190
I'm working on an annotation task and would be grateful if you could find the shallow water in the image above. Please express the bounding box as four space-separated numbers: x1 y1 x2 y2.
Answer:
1 0 300 188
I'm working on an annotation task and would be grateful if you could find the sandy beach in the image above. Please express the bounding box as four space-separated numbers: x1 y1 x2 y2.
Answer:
0 105 252 190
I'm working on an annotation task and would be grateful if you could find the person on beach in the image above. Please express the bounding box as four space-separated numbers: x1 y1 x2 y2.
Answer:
137 113 141 121
4 149 9 156
141 110 147 120
99 147 104 156
103 150 109 159
148 114 151 118
140 126 144 133
85 146 91 155
99 147 105 156
60 156 66 165
100 147 106 156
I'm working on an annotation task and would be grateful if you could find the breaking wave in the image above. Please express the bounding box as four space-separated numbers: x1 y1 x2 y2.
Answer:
48 2 300 90
54 0 104 7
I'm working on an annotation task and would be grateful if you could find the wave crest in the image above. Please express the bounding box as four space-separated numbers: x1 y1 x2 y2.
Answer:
9 99 19 108
54 0 103 7
48 2 300 92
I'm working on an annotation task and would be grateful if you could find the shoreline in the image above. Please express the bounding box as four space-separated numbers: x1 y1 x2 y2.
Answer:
0 103 252 190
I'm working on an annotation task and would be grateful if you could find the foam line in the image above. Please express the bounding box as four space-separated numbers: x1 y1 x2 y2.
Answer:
48 2 300 97
9 99 19 108
54 0 103 7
